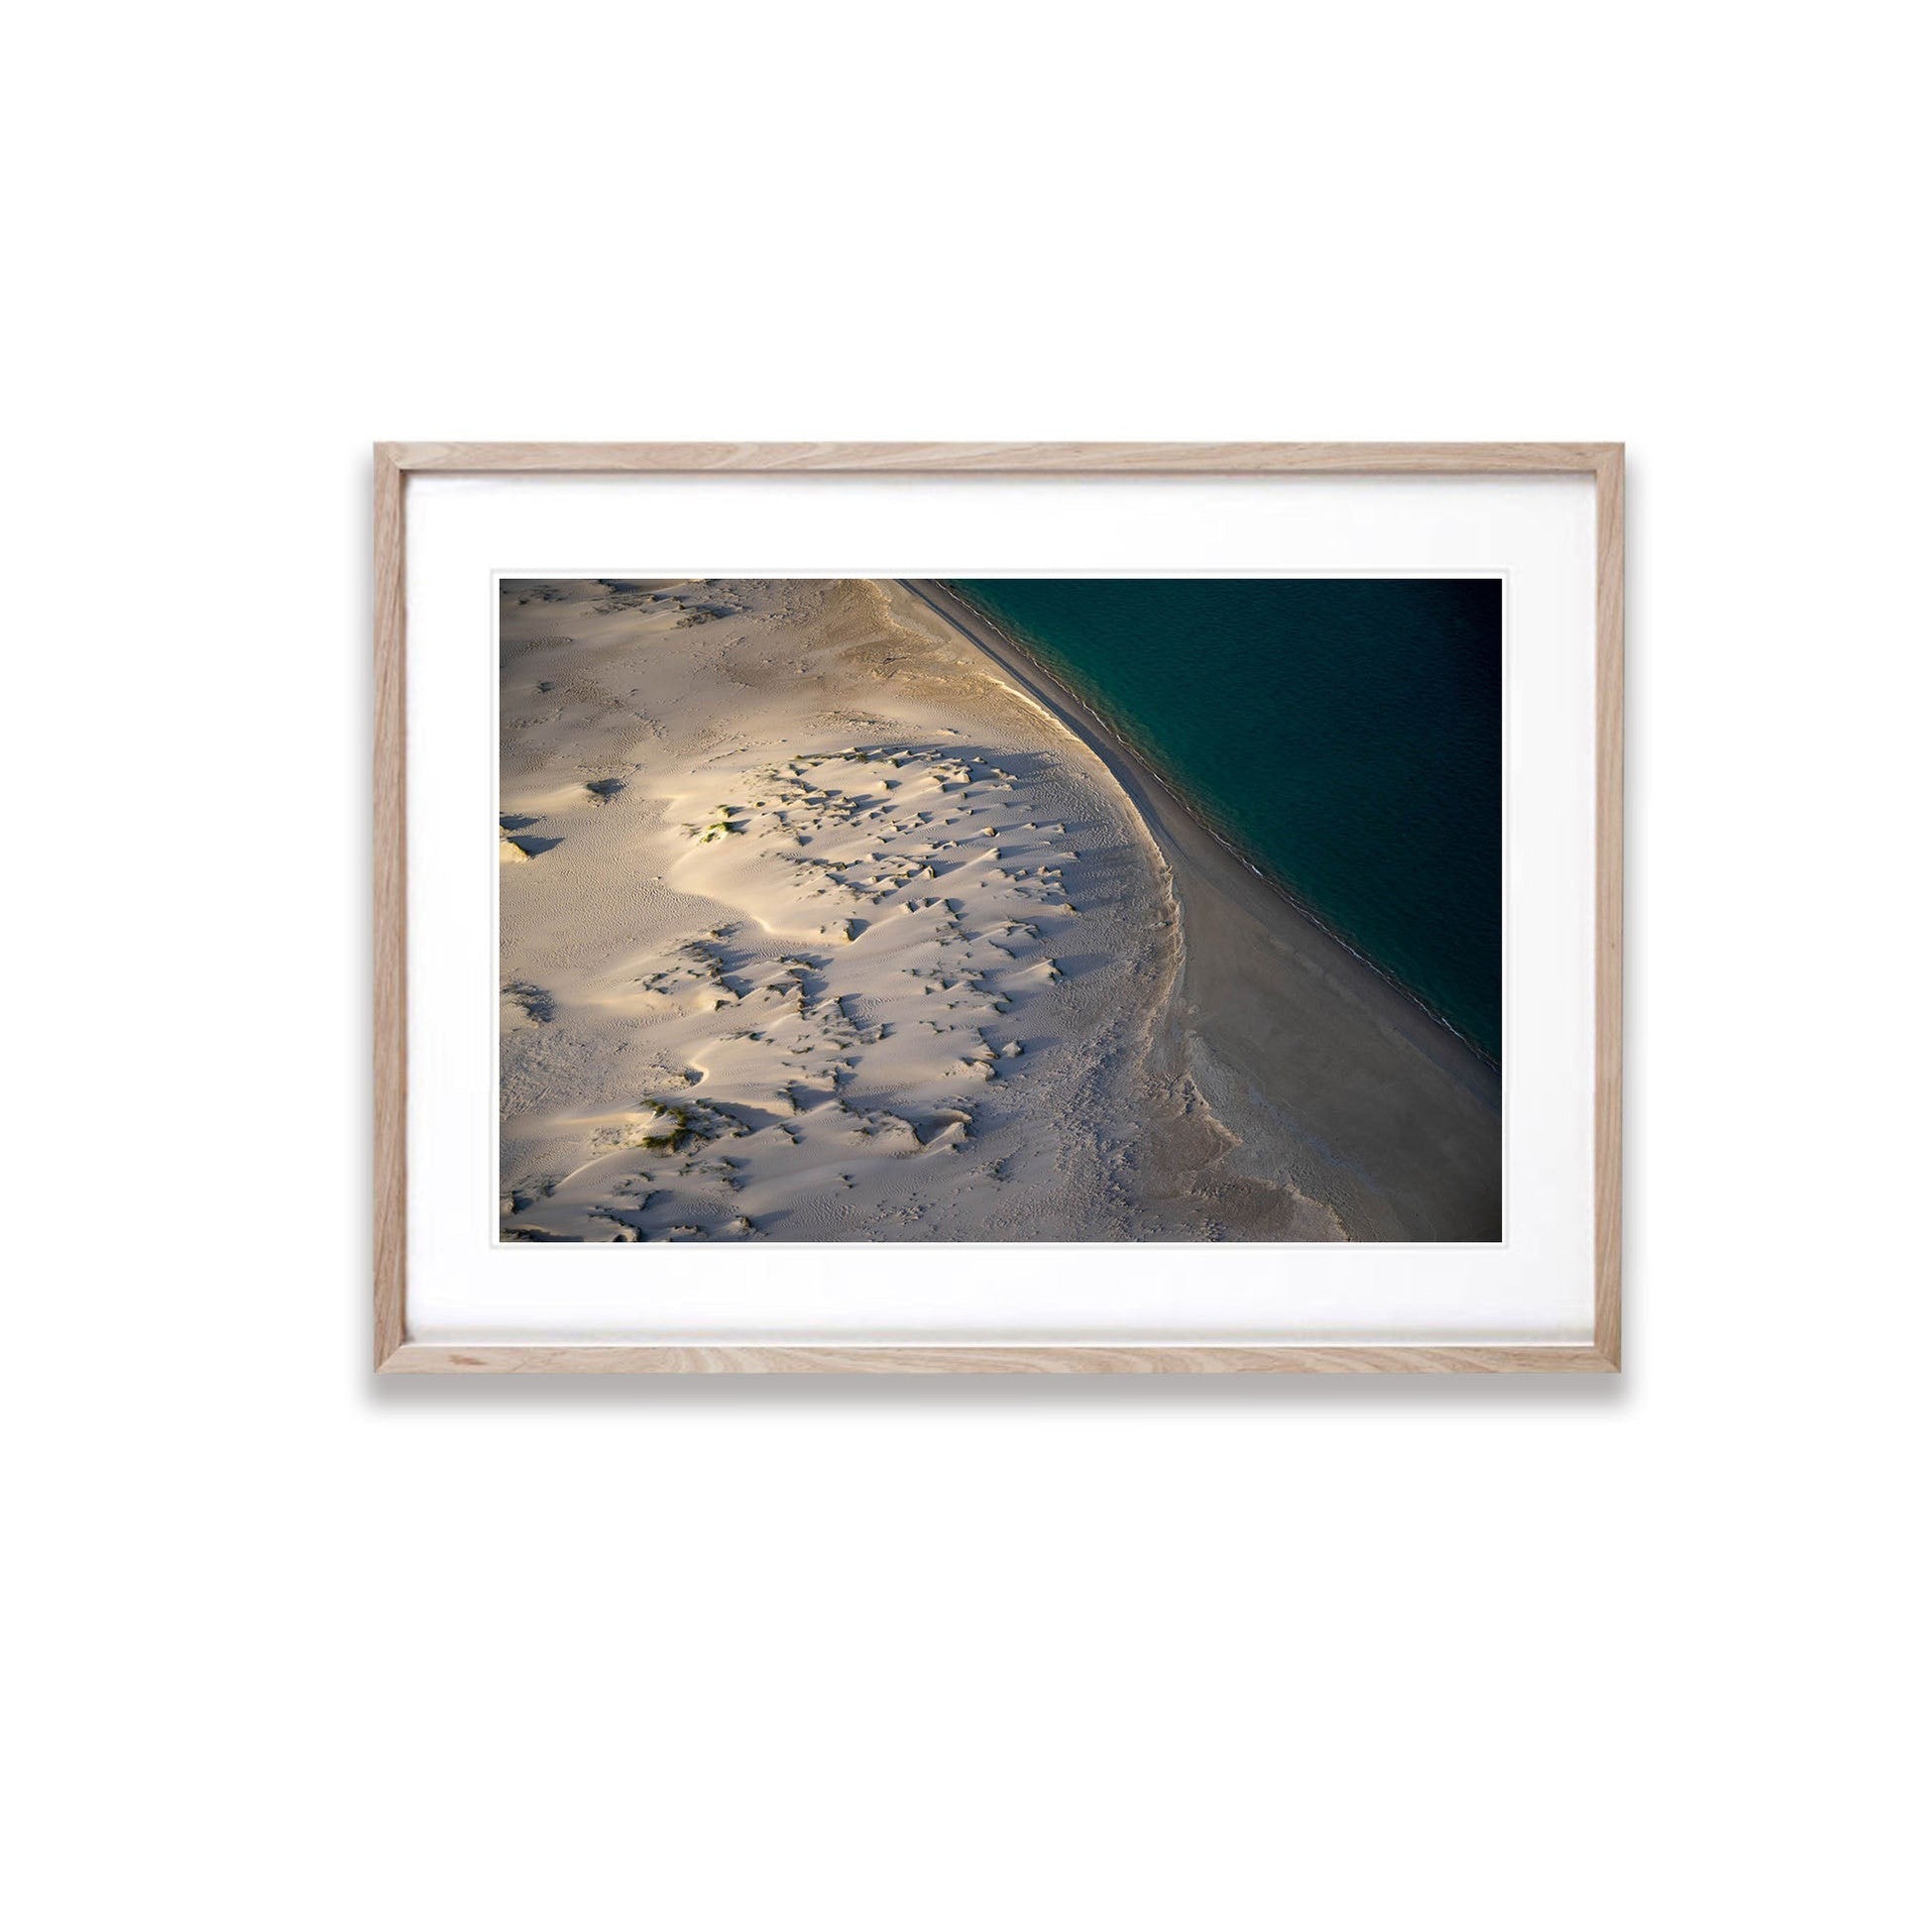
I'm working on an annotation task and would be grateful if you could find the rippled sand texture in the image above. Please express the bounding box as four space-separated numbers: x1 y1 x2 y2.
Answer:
500 577 1497 1244
504 580 1202 1240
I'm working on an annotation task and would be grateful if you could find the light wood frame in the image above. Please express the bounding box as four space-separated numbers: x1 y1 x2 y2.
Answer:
376 442 1624 1374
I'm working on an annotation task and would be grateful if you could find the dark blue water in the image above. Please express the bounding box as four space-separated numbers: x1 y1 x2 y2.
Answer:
950 579 1502 1062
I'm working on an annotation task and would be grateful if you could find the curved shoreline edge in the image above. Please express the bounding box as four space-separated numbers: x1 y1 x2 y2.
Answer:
898 578 1504 1242
928 580 1498 1068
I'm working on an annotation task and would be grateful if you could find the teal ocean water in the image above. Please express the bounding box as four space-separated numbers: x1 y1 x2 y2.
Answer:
949 579 1503 1062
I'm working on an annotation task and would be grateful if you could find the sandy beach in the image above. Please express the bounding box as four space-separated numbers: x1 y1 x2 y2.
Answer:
499 578 1501 1243
906 582 1503 1241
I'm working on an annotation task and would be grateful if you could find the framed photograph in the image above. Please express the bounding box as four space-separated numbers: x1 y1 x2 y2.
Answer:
376 442 1622 1372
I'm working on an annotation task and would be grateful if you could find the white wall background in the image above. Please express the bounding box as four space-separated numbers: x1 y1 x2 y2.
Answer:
8 5 1924 1928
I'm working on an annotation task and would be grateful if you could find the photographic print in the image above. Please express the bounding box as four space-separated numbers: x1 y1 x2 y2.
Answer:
498 575 1502 1246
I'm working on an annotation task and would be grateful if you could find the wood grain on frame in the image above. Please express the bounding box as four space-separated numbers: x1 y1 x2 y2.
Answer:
381 1344 1616 1374
374 445 406 1367
1593 448 1625 1370
374 442 1624 1374
384 440 1617 476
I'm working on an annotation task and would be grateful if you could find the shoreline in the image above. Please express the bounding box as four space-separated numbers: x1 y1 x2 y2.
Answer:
923 580 1499 1069
900 578 1503 1241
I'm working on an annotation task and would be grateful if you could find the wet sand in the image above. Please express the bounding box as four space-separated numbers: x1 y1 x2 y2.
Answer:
902 580 1503 1241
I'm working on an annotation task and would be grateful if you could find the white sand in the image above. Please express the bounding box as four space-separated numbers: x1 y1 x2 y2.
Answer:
499 578 1220 1242
906 582 1503 1242
500 576 1502 1244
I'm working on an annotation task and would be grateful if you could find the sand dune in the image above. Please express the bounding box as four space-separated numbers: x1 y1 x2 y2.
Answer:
904 579 1503 1242
500 575 1497 1243
500 577 1225 1242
